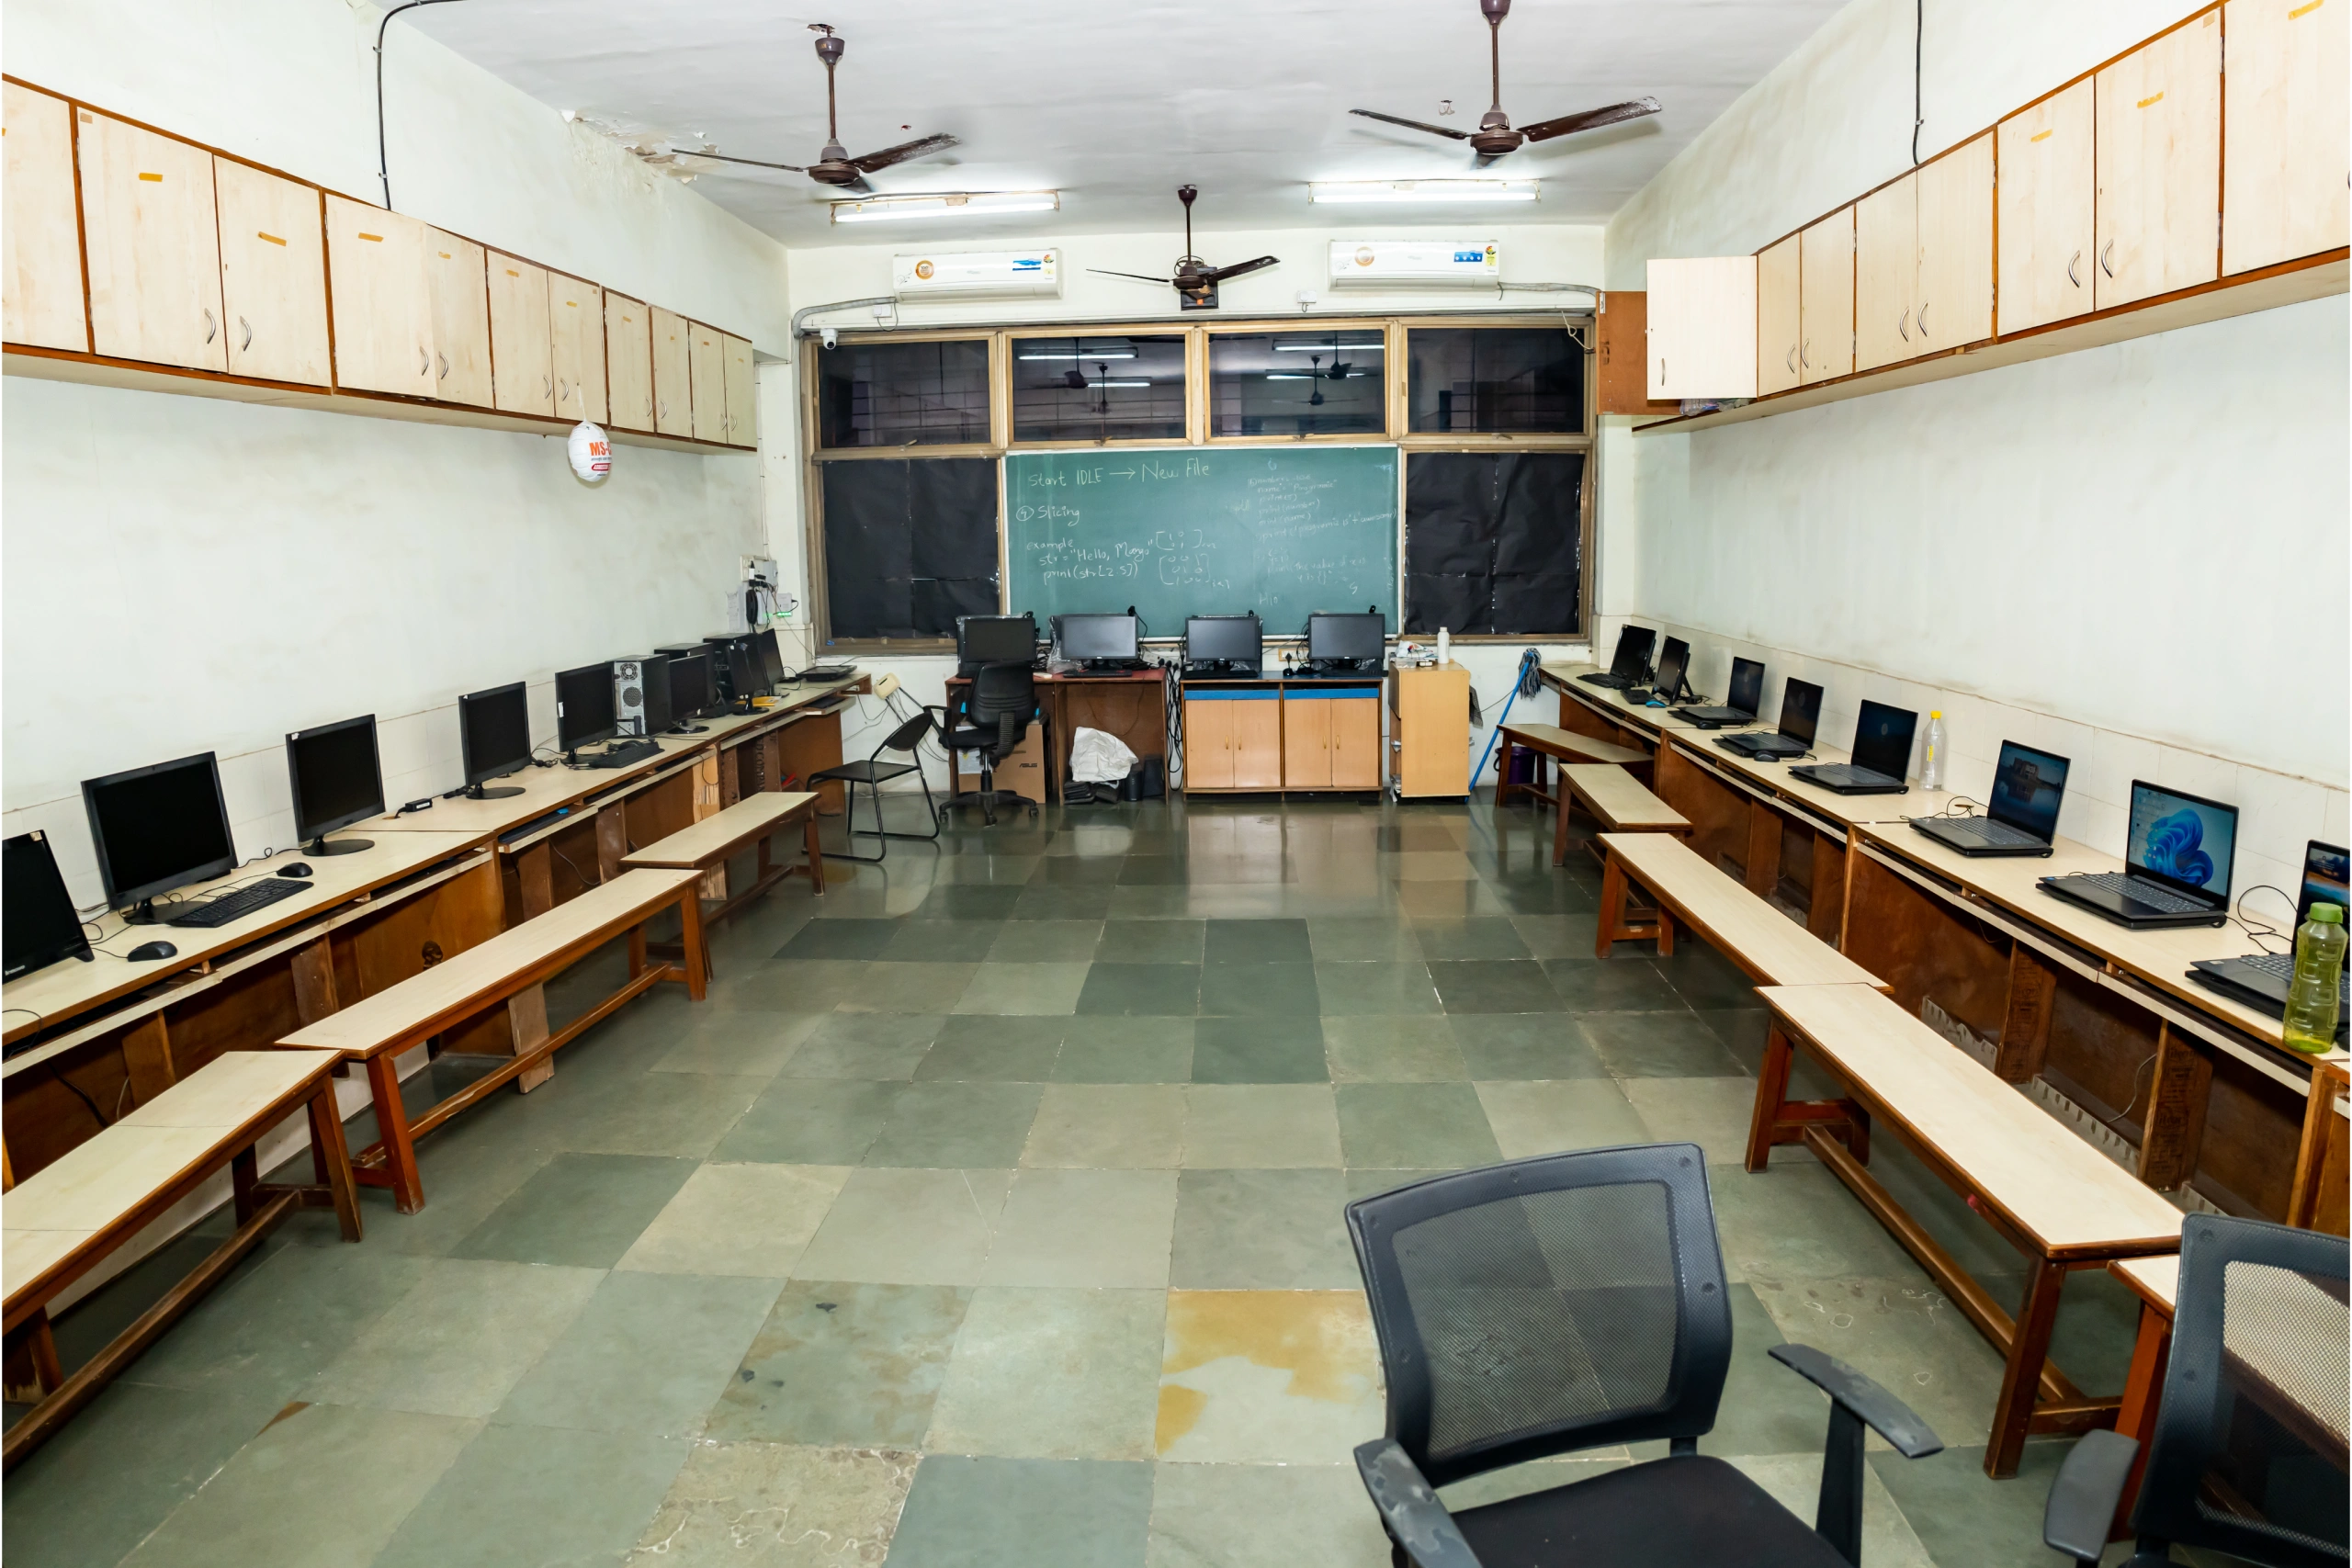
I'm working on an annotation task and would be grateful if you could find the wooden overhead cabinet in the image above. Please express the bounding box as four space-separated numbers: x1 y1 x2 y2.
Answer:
487 254 553 415
722 332 755 446
3 83 88 351
605 293 654 432
76 110 225 372
1644 255 1758 400
1755 235 1801 396
325 196 435 398
2222 0 2351 276
212 159 328 386
1853 172 1917 372
424 229 492 409
1913 132 1994 350
1796 207 1854 383
2095 13 2222 310
1997 79 2097 333
687 321 726 443
547 273 605 424
650 305 691 435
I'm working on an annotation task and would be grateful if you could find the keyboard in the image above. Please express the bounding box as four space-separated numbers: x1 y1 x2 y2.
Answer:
1936 817 2043 848
580 739 662 771
169 877 311 928
2241 952 2295 982
798 666 858 682
1578 672 1634 689
2075 871 2211 916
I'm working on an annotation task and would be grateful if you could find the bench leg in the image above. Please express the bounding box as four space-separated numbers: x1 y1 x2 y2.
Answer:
231 1147 259 1225
1596 852 1627 956
1552 781 1574 866
363 1053 426 1216
804 817 826 895
679 892 709 1002
2109 1306 2171 1538
2 1310 62 1404
1987 1258 2069 1479
307 1084 365 1243
1656 904 1675 958
1747 1026 1795 1172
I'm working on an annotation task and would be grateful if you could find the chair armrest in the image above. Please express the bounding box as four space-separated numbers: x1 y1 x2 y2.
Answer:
2041 1427 2138 1563
1351 1440 1484 1568
1769 1343 1943 1459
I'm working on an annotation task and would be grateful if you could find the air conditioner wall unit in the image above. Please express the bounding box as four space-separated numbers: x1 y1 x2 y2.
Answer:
1329 240 1500 286
891 248 1061 298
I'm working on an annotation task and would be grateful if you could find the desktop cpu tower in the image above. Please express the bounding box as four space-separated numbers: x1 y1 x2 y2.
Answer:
613 652 668 737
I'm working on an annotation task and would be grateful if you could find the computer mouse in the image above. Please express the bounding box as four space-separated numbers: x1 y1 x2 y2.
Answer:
277 862 315 878
127 941 178 963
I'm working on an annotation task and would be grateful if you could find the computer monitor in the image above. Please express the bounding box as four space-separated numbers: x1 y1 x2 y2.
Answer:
1775 679 1823 747
1607 625 1657 681
556 661 619 757
81 752 237 922
1987 741 2070 844
2298 840 2350 968
1186 615 1261 672
1307 612 1385 669
1849 701 1917 782
1649 637 1691 703
1056 613 1139 664
662 648 716 731
458 682 532 800
1725 657 1765 717
286 714 383 856
958 614 1039 670
703 635 762 705
2124 781 2238 900
5 831 92 979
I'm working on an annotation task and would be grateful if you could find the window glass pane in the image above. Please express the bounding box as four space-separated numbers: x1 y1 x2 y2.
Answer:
1011 335 1186 442
1209 332 1385 438
818 338 990 448
1407 327 1586 434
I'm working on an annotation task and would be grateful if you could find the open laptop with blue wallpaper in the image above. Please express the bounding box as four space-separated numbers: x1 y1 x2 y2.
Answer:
2041 781 2237 930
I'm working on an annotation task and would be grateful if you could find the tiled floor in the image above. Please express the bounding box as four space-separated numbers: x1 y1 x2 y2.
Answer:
5 794 2148 1566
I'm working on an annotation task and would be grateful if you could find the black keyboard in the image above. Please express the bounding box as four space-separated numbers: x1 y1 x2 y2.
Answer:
580 739 662 771
1938 817 2043 848
2243 952 2295 982
798 666 857 682
1579 672 1634 689
169 878 311 928
2077 871 2211 916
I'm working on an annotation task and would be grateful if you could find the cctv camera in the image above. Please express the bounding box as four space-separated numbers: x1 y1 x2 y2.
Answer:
820 326 838 350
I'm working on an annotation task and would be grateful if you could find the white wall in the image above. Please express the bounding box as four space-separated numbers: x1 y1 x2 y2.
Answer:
1598 0 2350 891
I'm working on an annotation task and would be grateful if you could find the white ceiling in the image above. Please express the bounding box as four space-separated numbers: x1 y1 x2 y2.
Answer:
408 0 1845 247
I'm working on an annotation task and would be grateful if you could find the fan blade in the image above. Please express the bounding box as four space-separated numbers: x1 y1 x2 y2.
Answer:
849 132 959 173
1473 149 1508 169
1201 255 1279 285
677 150 808 172
1087 268 1177 286
835 172 876 197
1349 108 1470 141
1520 96 1662 142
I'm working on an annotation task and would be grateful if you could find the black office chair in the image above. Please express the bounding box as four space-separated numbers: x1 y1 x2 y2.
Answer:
2043 1213 2347 1568
940 662 1039 827
807 709 941 863
1346 1145 1942 1568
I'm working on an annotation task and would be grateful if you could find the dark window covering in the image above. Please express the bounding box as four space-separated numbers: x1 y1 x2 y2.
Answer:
818 339 991 448
822 458 999 639
1408 327 1587 434
1404 452 1584 636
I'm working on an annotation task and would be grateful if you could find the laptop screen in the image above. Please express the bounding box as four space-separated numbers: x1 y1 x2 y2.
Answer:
1651 637 1690 701
1777 680 1822 746
2125 781 2238 900
1987 742 2069 842
1608 625 1656 680
2296 842 2347 960
1725 658 1763 716
1849 701 1917 781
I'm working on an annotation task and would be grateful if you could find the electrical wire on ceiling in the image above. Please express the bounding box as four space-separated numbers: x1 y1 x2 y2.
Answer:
376 0 469 211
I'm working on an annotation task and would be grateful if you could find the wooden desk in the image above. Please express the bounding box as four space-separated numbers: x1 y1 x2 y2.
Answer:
1594 832 1888 991
1752 984 2185 1477
945 670 1168 804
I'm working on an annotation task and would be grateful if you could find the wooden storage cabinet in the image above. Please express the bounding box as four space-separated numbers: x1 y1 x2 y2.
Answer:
425 230 492 408
324 195 435 398
3 83 88 351
2095 12 2222 310
605 293 654 431
1997 80 2097 333
1182 690 1281 793
487 254 553 414
1797 208 1853 383
213 159 328 386
1280 688 1382 791
2222 0 2351 275
1914 132 1994 350
1854 172 1917 372
688 321 726 443
650 305 691 435
76 110 225 373
722 332 755 446
1389 663 1470 799
1756 235 1801 395
548 273 605 423
1645 255 1758 400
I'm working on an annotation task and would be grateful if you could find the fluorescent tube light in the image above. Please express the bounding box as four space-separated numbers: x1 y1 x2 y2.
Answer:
1086 380 1151 389
1017 350 1137 361
1265 373 1314 380
1272 342 1384 352
1308 180 1537 204
831 191 1060 224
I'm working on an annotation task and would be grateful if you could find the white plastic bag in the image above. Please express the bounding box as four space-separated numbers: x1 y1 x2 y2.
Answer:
1069 726 1137 785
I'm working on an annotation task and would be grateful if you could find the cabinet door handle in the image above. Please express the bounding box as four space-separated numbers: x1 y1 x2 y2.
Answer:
1800 340 1811 369
436 354 449 380
2099 241 2115 277
202 308 217 344
558 378 570 403
542 374 552 400
1787 345 1798 373
239 317 253 352
1657 357 1667 384
1898 309 1910 342
418 347 430 375
2067 250 2082 288
1917 300 1930 336
657 397 668 419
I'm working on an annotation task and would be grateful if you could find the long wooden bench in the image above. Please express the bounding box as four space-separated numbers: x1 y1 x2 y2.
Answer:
1498 722 1652 807
1748 983 2187 1479
2 1048 359 1469
1591 831 1887 994
1554 761 1690 866
622 791 824 959
279 867 704 1214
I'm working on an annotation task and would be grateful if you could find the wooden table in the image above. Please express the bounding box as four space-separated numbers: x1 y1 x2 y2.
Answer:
1751 984 2186 1477
1593 831 1889 993
944 669 1169 803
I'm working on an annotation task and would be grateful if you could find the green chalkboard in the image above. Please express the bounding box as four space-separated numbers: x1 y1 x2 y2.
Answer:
1003 446 1399 636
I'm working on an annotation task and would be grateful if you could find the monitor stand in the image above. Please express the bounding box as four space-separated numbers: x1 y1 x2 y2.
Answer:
667 720 709 736
464 781 525 800
124 897 165 927
305 835 374 857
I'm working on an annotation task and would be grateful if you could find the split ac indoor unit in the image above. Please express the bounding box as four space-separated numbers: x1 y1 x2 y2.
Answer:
891 248 1061 298
1329 241 1500 286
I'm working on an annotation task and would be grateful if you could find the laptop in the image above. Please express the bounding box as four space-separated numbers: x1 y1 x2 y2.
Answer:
1911 740 2069 857
1791 701 1917 795
1674 657 1764 728
2041 781 2237 929
1629 637 1690 706
1578 626 1656 691
1714 678 1821 760
2189 840 2349 1023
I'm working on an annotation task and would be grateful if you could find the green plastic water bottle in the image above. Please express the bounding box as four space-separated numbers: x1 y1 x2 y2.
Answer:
2281 903 2346 1055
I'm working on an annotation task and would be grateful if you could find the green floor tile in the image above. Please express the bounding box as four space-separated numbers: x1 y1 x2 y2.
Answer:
712 1077 898 1164
776 919 901 960
1428 959 1568 1014
1170 1168 1359 1288
1542 956 1688 1011
1450 1014 1610 1080
1321 1016 1466 1081
1412 917 1535 961
863 1080 1046 1168
1312 960 1443 1015
919 1016 1066 1079
1198 962 1321 1017
989 919 1104 960
882 919 1005 961
705 1280 972 1447
1335 1082 1503 1168
1203 919 1313 964
496 1269 783 1435
449 1154 700 1269
371 1423 689 1568
1577 1011 1747 1077
1052 1018 1196 1082
886 1455 1151 1568
785 1012 946 1079
1191 1017 1329 1082
1306 918 1425 961
1095 918 1205 964
1076 962 1203 1016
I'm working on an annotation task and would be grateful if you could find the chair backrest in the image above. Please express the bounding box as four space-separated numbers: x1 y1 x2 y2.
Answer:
1345 1144 1733 1488
2134 1213 2348 1566
972 663 1036 734
873 709 933 760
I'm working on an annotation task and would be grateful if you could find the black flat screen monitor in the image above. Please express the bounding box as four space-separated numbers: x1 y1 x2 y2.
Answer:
1651 637 1690 703
1775 679 1823 747
1849 701 1917 781
1057 614 1139 662
958 615 1038 668
1987 741 2070 844
752 627 785 687
1186 615 1261 671
1307 612 1385 668
459 682 532 798
557 662 619 754
663 649 718 725
287 714 383 855
5 831 91 979
2298 840 2350 968
1726 657 1765 716
81 751 236 919
2125 781 2238 901
1608 625 1657 681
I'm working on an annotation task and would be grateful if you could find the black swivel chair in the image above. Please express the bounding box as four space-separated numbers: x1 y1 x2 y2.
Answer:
940 662 1040 827
2043 1213 2347 1568
1346 1145 1943 1568
807 709 941 863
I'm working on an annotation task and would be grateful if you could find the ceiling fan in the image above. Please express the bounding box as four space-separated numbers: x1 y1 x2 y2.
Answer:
684 24 956 196
1351 0 1660 169
1090 186 1277 311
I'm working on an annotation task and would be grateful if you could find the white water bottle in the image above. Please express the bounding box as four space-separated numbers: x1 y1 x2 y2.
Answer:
1436 627 1450 666
1920 711 1944 790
